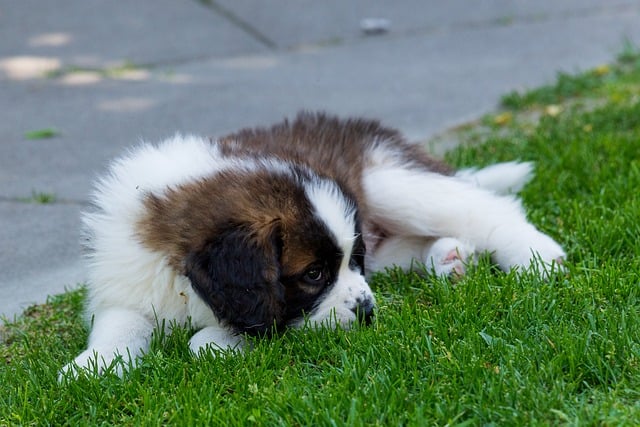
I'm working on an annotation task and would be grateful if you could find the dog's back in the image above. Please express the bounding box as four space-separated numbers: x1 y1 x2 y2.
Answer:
218 112 453 203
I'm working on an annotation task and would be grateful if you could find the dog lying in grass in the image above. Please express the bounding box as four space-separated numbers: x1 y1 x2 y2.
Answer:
60 112 564 379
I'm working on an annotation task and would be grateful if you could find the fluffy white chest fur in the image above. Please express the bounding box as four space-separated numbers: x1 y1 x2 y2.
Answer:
60 112 564 379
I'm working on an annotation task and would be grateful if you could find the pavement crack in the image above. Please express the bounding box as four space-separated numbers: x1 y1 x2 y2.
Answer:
199 0 278 50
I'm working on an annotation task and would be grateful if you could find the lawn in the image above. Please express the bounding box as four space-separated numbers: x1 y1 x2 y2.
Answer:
2 50 640 425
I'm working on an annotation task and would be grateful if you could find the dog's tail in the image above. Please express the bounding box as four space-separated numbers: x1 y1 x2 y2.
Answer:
455 161 534 195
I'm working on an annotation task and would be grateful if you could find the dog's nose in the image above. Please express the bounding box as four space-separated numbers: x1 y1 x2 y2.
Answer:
351 298 375 325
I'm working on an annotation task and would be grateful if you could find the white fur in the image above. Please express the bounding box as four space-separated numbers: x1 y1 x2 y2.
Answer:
189 326 243 354
456 161 534 194
367 235 431 272
371 236 474 278
422 237 475 277
307 268 372 326
61 137 238 379
364 147 564 273
59 307 153 379
304 178 375 326
304 178 357 248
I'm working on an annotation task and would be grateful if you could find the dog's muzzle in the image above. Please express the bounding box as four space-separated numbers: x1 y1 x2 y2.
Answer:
352 297 375 325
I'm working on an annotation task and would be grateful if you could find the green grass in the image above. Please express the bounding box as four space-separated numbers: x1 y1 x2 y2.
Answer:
501 39 640 110
24 128 60 140
17 191 57 204
3 51 640 425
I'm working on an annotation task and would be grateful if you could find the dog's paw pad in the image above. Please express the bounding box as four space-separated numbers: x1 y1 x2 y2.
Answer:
442 249 462 264
438 249 466 278
423 238 475 280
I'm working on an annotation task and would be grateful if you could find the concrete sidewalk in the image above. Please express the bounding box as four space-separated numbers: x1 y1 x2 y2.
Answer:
1 0 639 319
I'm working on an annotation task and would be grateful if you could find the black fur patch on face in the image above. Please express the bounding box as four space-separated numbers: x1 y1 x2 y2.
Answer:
280 220 343 323
185 224 285 336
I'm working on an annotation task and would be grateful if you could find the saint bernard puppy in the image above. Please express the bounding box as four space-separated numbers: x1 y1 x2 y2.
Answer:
60 112 565 378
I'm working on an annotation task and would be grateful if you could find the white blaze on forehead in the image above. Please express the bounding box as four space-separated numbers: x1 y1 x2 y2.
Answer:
304 178 358 261
299 178 374 329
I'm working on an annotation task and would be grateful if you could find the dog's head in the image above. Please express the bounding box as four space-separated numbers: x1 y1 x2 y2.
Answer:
180 166 375 336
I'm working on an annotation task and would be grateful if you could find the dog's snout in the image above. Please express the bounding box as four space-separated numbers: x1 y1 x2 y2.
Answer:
351 298 375 325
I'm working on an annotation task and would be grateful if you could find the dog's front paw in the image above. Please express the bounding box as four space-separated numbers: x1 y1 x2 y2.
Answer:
188 326 243 356
58 349 132 382
58 350 101 381
423 237 476 279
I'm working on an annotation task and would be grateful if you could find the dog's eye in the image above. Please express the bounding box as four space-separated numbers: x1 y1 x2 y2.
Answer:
303 267 324 285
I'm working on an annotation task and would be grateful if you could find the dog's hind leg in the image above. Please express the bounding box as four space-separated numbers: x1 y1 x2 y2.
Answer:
58 307 154 380
363 166 564 274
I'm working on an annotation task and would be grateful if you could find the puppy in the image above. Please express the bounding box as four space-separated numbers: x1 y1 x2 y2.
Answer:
60 112 564 378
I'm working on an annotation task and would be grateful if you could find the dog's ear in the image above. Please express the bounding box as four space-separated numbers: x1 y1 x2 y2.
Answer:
185 222 284 336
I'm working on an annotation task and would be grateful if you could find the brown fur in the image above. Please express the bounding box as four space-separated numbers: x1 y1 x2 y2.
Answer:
138 168 313 275
217 112 453 212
